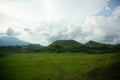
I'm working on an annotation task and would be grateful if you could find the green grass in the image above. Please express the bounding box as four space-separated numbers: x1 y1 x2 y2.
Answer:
0 53 120 80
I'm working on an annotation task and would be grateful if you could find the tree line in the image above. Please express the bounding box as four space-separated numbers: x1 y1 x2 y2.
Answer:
0 44 120 54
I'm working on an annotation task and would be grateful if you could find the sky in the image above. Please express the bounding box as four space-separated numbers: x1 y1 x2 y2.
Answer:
0 0 120 46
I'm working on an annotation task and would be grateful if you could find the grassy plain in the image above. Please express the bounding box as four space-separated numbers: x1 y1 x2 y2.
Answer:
0 53 120 80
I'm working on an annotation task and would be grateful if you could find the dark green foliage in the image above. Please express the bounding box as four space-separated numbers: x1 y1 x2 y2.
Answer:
0 46 23 53
22 44 44 53
87 62 120 80
46 40 120 53
54 44 63 53
0 53 6 57
45 44 64 53
0 40 120 53
87 54 120 80
24 44 44 48
0 44 44 53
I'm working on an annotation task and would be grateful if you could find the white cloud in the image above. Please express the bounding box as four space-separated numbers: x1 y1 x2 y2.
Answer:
0 0 43 23
112 6 120 17
0 0 120 45
41 21 89 44
105 6 111 11
42 0 109 24
84 15 120 44
6 28 20 36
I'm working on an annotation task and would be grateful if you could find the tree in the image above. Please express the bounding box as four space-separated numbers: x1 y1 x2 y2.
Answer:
54 44 63 53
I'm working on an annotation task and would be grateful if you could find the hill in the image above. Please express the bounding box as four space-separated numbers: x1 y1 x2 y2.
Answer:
84 40 106 47
48 40 82 48
47 40 82 53
0 36 29 46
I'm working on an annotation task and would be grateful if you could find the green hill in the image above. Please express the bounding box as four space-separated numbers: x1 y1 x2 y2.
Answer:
84 40 106 47
48 40 82 48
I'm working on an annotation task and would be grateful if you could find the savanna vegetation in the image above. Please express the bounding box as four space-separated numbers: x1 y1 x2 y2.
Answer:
0 53 120 80
0 40 120 80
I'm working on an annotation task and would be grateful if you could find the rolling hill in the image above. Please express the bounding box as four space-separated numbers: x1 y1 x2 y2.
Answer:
84 40 106 47
48 40 82 48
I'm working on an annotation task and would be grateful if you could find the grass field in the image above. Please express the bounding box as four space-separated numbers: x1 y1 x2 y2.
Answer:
0 53 120 80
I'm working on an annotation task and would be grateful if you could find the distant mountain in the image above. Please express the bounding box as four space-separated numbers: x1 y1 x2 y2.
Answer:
0 36 29 46
84 40 106 47
48 40 82 48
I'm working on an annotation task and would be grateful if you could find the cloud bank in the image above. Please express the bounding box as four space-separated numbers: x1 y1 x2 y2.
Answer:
0 0 120 45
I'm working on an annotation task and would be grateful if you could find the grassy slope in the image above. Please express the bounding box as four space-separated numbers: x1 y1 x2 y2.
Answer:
84 40 105 47
48 40 82 48
0 53 120 80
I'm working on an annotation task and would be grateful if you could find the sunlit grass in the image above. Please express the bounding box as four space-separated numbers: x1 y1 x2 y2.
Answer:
0 53 119 80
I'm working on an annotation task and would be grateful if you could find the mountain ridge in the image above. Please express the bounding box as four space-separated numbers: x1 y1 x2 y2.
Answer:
0 36 29 46
0 36 113 47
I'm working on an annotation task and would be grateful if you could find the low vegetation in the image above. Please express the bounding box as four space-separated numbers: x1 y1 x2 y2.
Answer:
0 53 120 80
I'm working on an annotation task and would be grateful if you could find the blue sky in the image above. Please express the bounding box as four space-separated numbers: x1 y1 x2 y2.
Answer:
96 0 120 17
0 0 120 45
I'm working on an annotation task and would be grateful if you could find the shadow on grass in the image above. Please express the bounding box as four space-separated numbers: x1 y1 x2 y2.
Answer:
87 54 120 80
0 53 6 57
0 64 9 80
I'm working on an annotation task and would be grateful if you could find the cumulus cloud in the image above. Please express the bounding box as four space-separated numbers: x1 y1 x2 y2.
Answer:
0 0 120 45
41 21 88 43
84 15 120 44
0 28 20 36
112 6 120 17
43 0 109 24
6 28 20 36
34 11 120 45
